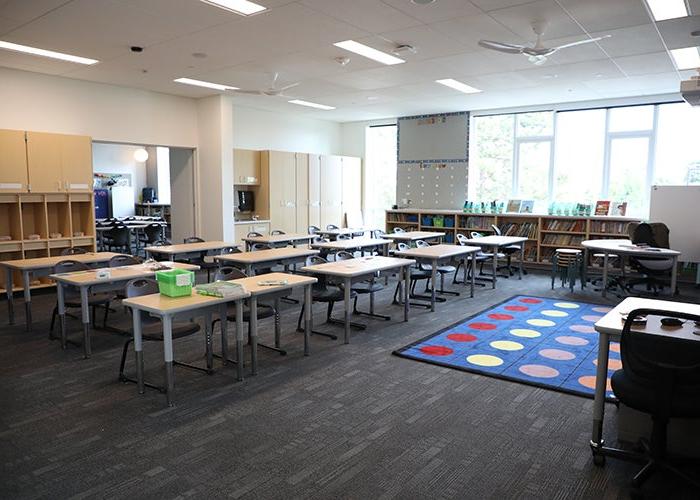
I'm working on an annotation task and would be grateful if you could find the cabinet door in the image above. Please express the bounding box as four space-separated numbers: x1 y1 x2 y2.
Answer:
308 154 321 229
268 151 297 234
295 153 309 233
0 130 28 192
61 134 93 191
341 156 362 226
320 155 343 229
234 149 260 184
26 132 63 192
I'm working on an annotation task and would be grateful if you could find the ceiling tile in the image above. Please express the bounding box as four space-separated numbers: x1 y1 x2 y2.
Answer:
380 0 481 23
533 33 609 65
487 0 586 40
594 24 665 57
432 49 536 77
376 24 471 61
470 0 543 11
656 15 700 50
299 0 421 34
613 52 675 76
431 13 524 50
556 0 651 33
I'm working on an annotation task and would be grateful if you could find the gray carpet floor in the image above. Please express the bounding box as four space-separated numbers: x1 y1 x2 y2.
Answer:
1 270 698 499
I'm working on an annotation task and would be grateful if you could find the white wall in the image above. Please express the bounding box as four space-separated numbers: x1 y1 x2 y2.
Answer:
92 142 148 197
233 105 342 154
0 67 198 147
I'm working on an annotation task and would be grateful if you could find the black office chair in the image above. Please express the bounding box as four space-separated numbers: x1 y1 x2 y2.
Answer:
202 246 238 281
109 254 142 267
61 247 87 256
118 278 204 391
453 233 487 287
415 240 458 296
104 225 131 254
270 230 285 235
184 236 204 244
626 222 675 295
392 243 431 308
49 260 115 340
491 224 528 276
246 231 263 238
335 251 389 321
138 223 163 250
600 308 700 495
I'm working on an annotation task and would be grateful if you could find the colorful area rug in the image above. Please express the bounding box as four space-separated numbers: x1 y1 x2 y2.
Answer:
393 295 619 400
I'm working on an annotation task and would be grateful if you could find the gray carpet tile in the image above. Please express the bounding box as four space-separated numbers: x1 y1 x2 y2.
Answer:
1 270 699 499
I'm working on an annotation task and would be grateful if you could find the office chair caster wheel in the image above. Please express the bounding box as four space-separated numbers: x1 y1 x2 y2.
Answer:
592 453 606 467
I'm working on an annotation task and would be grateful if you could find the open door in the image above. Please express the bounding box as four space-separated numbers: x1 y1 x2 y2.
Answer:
169 148 196 243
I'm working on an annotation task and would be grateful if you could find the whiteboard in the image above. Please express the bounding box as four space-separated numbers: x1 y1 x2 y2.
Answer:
398 112 469 163
649 185 700 262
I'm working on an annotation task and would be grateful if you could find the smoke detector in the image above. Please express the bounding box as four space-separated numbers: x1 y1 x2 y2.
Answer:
334 56 350 66
392 44 417 56
411 0 436 4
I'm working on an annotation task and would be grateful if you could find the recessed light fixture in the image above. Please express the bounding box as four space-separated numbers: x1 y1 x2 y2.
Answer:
199 0 266 16
174 77 238 91
644 0 688 21
435 78 481 94
669 47 700 70
0 40 98 65
334 40 405 65
288 99 335 110
133 148 149 163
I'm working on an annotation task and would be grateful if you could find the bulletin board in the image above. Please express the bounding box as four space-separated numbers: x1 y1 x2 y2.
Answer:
649 185 700 262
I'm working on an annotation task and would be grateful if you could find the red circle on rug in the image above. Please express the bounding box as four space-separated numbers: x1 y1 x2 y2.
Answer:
505 305 528 312
519 298 542 304
447 333 477 342
468 322 497 331
488 313 514 320
420 345 454 356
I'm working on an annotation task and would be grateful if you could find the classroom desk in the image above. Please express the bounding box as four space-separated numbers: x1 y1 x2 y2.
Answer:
383 231 445 244
241 233 314 251
215 247 319 276
50 261 199 358
468 235 528 288
394 244 481 311
123 287 249 407
581 239 681 298
302 256 415 344
316 228 365 240
145 241 237 261
2 252 123 331
590 297 700 462
311 238 391 257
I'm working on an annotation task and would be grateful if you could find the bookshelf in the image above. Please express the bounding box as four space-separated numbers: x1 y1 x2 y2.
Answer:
386 209 639 266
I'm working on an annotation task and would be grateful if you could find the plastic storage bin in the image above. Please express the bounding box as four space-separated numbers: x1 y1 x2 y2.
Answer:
406 214 419 223
156 269 194 297
421 216 433 226
433 215 444 227
444 216 455 228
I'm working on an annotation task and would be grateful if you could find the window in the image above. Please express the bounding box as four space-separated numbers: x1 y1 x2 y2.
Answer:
365 124 397 229
514 112 552 204
608 137 651 216
469 114 514 201
654 102 700 185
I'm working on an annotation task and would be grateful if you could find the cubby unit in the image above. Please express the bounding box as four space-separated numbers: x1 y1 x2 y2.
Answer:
23 248 52 287
69 195 94 238
47 194 71 239
20 197 47 241
0 250 24 293
0 196 22 242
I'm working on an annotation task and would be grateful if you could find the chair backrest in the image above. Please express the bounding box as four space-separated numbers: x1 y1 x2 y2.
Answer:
335 251 354 261
109 254 141 267
456 233 469 246
219 246 239 256
143 223 162 242
308 225 320 235
415 240 430 248
397 242 410 252
61 247 87 256
629 222 670 249
372 229 386 239
271 229 286 235
251 243 271 251
125 278 159 298
124 216 136 221
311 235 328 245
620 308 700 398
54 259 90 274
337 234 351 240
307 255 328 266
214 266 246 281
393 227 405 233
491 224 502 236
107 226 130 245
470 231 484 239
184 236 205 244
247 231 263 238
326 224 339 231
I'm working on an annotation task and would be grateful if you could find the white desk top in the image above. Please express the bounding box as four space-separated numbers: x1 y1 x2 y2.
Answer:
302 255 415 278
469 235 528 246
395 244 481 260
2 252 122 271
384 231 445 242
311 238 391 250
242 233 314 244
582 239 681 257
317 228 365 236
145 241 236 255
216 247 318 265
594 297 700 342
50 262 199 286
123 288 249 315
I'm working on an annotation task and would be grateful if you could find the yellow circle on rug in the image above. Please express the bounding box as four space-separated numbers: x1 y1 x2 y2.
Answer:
554 302 580 309
490 340 524 351
510 328 541 338
541 310 568 318
527 318 556 327
466 354 504 367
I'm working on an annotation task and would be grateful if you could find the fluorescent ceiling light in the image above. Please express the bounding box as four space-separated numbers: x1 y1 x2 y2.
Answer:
435 78 481 94
288 99 335 110
174 77 238 91
645 0 688 21
669 47 700 70
200 0 266 16
334 40 405 65
0 40 98 65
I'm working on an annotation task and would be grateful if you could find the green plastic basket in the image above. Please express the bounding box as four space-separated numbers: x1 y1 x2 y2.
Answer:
155 269 194 297
433 215 444 228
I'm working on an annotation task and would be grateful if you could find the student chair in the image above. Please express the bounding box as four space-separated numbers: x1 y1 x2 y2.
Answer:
61 247 87 256
600 309 700 496
326 224 339 231
104 225 131 254
393 227 405 233
626 222 675 295
138 223 163 253
392 243 431 309
308 225 320 235
415 239 458 296
118 278 204 392
335 251 389 321
469 232 508 279
270 230 285 235
491 224 528 276
109 254 142 267
453 233 487 287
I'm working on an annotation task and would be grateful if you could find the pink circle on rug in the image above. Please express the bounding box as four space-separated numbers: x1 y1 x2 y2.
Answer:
420 345 453 356
520 298 542 304
555 336 589 346
593 358 623 370
505 305 528 312
447 333 477 342
582 314 603 322
519 364 560 378
468 322 497 331
539 348 576 361
569 324 596 334
592 306 613 313
488 313 514 320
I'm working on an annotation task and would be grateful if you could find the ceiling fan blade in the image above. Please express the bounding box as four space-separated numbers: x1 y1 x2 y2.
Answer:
478 40 526 54
234 89 264 95
522 47 554 57
551 34 611 51
277 82 300 92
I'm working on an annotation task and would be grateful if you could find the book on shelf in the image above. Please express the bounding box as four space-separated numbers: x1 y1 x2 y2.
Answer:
609 201 627 216
544 219 585 232
594 200 611 216
519 200 534 214
541 234 584 246
500 222 538 239
506 199 522 213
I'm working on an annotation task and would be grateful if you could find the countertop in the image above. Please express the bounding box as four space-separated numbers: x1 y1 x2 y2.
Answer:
234 219 270 225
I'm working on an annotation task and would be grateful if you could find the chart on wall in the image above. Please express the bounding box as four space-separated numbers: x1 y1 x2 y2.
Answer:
397 111 469 208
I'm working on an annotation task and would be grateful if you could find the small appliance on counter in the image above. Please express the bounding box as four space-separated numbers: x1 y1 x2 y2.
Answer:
234 189 255 221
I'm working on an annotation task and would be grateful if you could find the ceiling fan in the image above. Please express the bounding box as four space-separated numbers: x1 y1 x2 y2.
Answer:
233 72 300 97
478 22 611 66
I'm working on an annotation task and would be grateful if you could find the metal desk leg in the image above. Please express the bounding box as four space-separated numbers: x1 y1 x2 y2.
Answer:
246 264 253 276
57 283 67 348
344 277 351 344
235 301 244 381
274 297 281 348
250 296 258 375
491 247 497 289
590 331 610 453
5 269 14 325
583 248 589 286
219 303 229 365
430 262 437 312
22 271 32 331
162 315 175 406
519 242 524 279
304 284 312 356
403 265 410 322
204 310 213 372
601 253 609 298
671 255 678 296
470 254 475 298
80 286 91 358
133 309 144 394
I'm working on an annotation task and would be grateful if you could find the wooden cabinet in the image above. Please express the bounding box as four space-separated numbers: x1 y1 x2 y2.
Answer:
341 156 362 225
267 151 297 233
308 154 321 229
60 134 92 192
234 149 261 185
26 131 92 192
320 154 343 229
295 153 309 233
0 130 29 192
